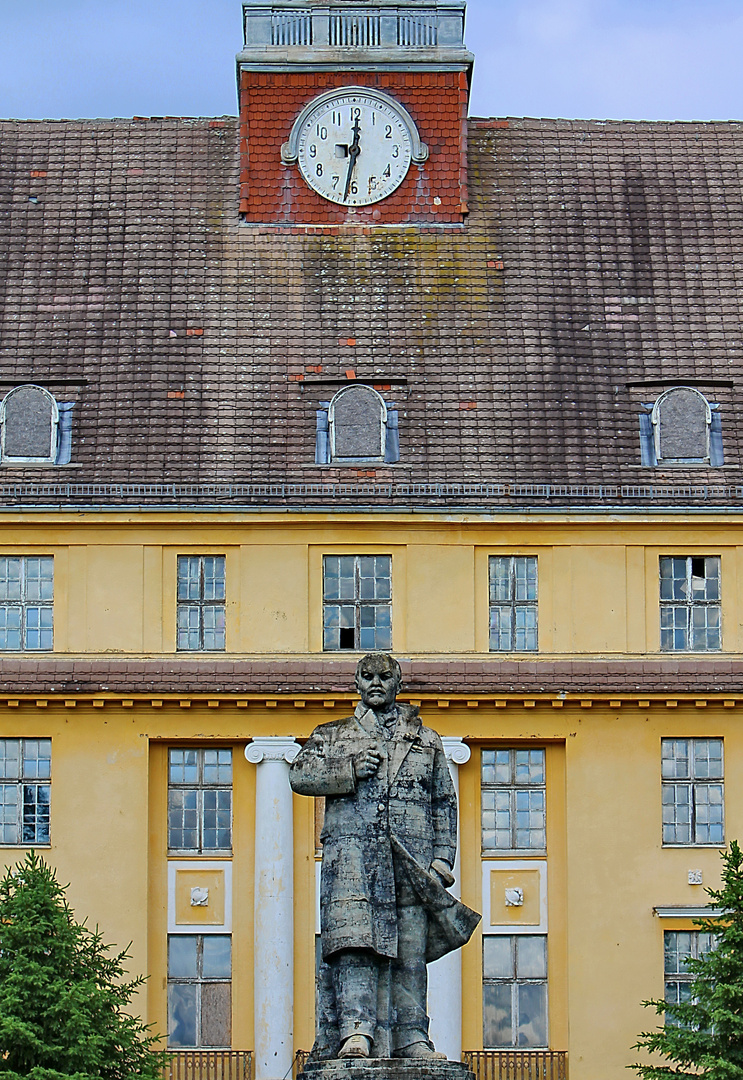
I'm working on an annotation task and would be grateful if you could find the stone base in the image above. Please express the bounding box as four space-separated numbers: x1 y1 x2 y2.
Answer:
300 1060 475 1080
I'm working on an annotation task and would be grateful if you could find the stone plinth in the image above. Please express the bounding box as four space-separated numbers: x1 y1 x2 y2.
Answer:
300 1060 476 1080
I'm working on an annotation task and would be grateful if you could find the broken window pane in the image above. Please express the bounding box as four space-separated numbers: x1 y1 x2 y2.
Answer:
660 557 721 652
323 555 392 651
168 934 232 1049
0 738 51 845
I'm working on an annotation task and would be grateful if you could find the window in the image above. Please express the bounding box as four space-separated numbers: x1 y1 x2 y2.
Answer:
168 749 232 853
639 387 723 467
0 556 53 651
0 385 58 464
664 930 715 1016
323 555 392 651
315 386 400 465
662 738 723 846
489 557 538 652
483 935 548 1048
168 934 231 1047
177 556 226 651
0 738 51 845
660 556 721 652
482 749 546 853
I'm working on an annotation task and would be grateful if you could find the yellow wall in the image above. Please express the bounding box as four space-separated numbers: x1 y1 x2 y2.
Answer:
2 511 742 657
1 510 741 1079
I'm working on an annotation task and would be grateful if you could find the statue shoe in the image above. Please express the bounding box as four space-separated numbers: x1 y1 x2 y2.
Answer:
338 1035 372 1059
394 1042 447 1060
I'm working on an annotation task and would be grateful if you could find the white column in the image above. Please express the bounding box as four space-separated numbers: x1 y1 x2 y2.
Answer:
246 737 301 1080
428 737 472 1062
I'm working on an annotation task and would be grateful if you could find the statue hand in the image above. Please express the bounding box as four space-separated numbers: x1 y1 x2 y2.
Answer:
354 746 382 779
430 859 455 888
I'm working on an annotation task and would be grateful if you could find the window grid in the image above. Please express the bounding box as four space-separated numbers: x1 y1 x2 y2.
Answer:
664 930 715 1020
483 935 548 1048
177 556 226 652
482 749 546 852
489 556 538 652
660 556 721 652
0 556 53 651
662 738 724 845
168 748 232 853
0 738 51 845
323 555 392 651
168 934 232 1048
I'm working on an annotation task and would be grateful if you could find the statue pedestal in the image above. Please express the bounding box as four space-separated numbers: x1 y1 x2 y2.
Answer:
300 1060 476 1080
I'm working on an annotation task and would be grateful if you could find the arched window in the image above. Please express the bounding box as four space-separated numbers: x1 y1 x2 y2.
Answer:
329 385 387 461
0 385 59 464
640 387 723 467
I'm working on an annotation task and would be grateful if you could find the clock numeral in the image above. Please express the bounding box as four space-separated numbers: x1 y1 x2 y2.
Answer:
332 176 340 189
309 144 317 159
316 163 323 176
385 125 393 139
350 107 361 121
348 182 358 196
316 125 328 140
392 145 400 158
371 112 377 125
332 111 342 126
382 165 392 179
368 176 378 191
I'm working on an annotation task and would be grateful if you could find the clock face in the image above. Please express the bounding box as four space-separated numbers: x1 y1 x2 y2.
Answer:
296 91 413 207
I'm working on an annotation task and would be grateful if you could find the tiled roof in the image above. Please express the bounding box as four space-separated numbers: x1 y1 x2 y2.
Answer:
1 115 743 507
0 657 741 697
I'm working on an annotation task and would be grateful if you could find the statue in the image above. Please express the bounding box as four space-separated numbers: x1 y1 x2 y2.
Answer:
289 653 480 1063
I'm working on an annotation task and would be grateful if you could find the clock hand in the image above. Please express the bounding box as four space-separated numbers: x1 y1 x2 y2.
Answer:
343 117 361 201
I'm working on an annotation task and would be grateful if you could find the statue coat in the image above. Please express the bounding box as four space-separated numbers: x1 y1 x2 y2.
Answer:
290 702 478 963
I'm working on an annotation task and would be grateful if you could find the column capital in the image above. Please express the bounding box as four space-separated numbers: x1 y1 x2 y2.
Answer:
440 737 471 766
246 737 301 765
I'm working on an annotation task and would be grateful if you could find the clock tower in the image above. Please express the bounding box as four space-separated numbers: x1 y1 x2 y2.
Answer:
236 0 474 225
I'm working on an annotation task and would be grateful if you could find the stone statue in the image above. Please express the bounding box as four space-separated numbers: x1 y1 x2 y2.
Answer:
289 653 480 1063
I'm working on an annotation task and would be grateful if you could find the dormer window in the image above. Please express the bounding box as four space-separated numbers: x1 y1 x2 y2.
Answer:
0 385 74 466
639 387 723 467
315 385 400 465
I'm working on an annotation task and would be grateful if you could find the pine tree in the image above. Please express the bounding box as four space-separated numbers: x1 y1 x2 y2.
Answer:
0 850 169 1080
632 840 743 1079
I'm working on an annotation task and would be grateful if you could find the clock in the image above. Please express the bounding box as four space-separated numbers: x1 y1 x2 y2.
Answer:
282 87 429 207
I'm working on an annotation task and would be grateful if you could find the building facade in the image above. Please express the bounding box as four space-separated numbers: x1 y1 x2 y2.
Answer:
1 4 743 1079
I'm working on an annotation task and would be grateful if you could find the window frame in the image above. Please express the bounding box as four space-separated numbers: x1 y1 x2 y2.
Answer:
481 748 547 855
167 748 233 855
322 553 392 652
652 386 712 466
659 556 721 653
0 555 54 652
482 934 549 1049
167 933 232 1048
0 737 51 846
661 738 724 847
176 555 226 653
664 929 715 1020
488 556 538 653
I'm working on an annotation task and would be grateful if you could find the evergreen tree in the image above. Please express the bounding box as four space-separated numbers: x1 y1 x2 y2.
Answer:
0 851 168 1080
632 840 743 1079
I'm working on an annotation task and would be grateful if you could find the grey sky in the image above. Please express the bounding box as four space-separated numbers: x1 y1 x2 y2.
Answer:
2 0 743 122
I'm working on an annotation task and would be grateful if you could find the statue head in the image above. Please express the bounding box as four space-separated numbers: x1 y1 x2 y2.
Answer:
355 652 402 712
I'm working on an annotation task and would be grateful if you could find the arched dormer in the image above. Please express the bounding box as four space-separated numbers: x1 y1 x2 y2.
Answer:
329 384 388 462
639 387 723 467
0 385 59 464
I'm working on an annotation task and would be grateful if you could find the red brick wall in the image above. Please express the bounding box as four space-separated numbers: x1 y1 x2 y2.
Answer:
239 69 468 225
